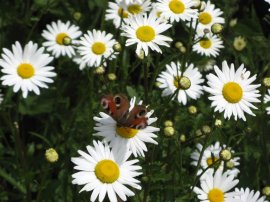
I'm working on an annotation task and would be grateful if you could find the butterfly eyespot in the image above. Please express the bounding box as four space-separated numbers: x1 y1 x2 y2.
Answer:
136 109 146 118
101 99 109 109
114 96 121 107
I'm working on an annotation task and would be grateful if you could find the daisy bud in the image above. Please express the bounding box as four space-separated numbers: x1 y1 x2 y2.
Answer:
245 127 252 133
263 77 270 88
94 66 105 75
195 129 203 137
215 119 222 127
73 12 82 21
175 76 191 90
191 0 201 9
229 18 237 27
164 126 175 137
179 46 186 53
62 36 72 46
113 42 122 52
107 73 117 81
45 148 59 163
188 105 197 115
202 125 211 134
219 149 232 161
233 36 246 51
199 1 206 11
262 186 270 197
155 81 162 87
211 23 223 34
226 161 234 169
164 120 173 127
175 41 183 49
136 50 145 60
180 134 186 142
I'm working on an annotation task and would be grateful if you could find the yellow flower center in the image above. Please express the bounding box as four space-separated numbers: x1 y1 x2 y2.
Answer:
208 188 224 202
127 4 142 14
222 82 243 103
118 8 129 18
206 157 219 166
169 0 185 14
17 63 35 79
199 38 212 49
116 127 138 138
173 76 191 90
136 26 155 42
56 32 69 45
92 42 106 55
95 160 120 183
199 12 212 25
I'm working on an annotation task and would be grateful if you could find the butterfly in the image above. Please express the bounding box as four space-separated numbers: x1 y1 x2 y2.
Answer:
101 94 148 129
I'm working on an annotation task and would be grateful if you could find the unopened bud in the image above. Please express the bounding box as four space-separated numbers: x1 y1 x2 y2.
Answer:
188 106 197 115
179 46 186 53
180 134 186 142
263 77 270 88
94 66 105 75
262 186 270 197
107 73 117 81
73 12 82 21
63 36 72 46
219 149 232 161
215 119 222 127
113 42 122 52
164 120 173 127
164 126 175 137
202 125 211 134
175 41 183 49
45 148 59 163
226 161 235 169
211 23 223 34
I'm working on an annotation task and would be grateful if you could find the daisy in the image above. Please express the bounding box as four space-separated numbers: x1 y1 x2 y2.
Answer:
234 188 269 202
121 11 172 56
94 97 159 157
77 29 117 67
105 0 151 28
193 168 241 202
264 90 270 115
42 20 82 58
156 61 204 105
204 61 261 121
0 41 56 98
156 0 198 23
193 33 224 57
71 141 142 202
190 142 240 178
194 1 225 32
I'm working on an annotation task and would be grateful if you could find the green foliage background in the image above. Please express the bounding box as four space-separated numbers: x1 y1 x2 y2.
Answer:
0 0 270 201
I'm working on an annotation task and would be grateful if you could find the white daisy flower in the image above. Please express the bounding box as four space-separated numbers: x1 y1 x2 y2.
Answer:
0 41 56 98
193 168 241 202
234 188 269 202
121 11 173 56
42 20 82 58
71 141 142 202
204 61 261 121
94 97 159 157
192 33 224 57
77 29 117 67
156 0 198 23
264 90 270 115
190 142 240 178
156 61 204 105
105 0 151 28
194 1 225 32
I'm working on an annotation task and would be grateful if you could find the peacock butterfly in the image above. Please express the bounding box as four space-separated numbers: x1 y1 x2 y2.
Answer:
101 94 148 129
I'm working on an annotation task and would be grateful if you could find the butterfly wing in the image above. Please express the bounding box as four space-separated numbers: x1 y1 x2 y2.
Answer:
101 94 130 122
124 105 148 129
